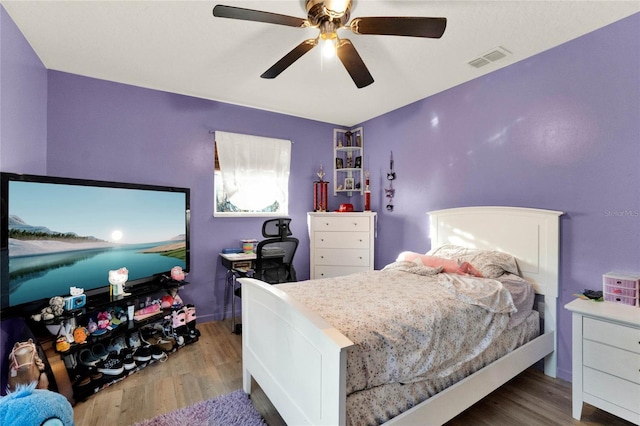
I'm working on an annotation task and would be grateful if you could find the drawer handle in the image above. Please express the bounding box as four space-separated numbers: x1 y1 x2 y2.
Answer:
320 256 324 259
358 256 363 259
320 239 324 242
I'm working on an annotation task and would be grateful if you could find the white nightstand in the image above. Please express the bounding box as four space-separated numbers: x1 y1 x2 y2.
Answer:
565 299 640 424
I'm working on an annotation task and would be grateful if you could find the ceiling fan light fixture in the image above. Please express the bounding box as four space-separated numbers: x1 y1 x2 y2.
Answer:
307 0 352 22
319 20 339 58
321 37 337 59
214 1 446 88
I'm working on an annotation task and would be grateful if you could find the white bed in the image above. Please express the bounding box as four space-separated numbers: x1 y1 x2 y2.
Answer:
239 206 563 425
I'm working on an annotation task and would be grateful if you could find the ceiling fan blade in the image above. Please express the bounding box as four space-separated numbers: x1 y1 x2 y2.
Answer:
336 39 374 89
213 5 308 28
261 39 318 79
350 16 447 38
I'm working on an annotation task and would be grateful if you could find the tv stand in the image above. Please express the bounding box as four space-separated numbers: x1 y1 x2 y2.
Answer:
38 278 197 404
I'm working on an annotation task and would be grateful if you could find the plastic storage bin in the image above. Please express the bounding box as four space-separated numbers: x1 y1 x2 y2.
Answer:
603 272 640 307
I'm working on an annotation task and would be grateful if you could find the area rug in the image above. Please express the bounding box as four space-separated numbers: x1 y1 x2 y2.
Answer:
134 390 267 426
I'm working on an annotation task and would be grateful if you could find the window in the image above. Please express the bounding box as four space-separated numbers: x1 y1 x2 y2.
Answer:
214 131 291 217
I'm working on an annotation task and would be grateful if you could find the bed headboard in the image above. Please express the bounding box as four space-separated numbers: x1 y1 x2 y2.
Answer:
428 206 563 297
428 206 563 377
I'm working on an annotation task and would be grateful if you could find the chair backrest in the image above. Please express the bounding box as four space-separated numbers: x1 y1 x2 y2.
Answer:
255 218 298 284
261 218 292 239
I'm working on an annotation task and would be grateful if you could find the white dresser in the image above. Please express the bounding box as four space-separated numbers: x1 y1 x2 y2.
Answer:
307 212 376 279
565 299 640 424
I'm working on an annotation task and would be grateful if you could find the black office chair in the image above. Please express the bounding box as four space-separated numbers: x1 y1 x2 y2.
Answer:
233 218 299 295
253 218 299 284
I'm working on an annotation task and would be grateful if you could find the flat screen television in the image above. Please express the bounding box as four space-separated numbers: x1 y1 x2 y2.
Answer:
0 173 190 312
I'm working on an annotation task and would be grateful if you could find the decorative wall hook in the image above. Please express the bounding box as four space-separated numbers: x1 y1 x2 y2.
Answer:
385 151 395 211
387 150 396 181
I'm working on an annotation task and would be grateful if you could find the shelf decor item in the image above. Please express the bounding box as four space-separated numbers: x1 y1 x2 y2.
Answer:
313 165 328 212
109 267 129 296
344 177 355 191
364 170 371 211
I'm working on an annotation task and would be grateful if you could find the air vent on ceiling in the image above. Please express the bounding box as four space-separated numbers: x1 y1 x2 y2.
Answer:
468 46 511 69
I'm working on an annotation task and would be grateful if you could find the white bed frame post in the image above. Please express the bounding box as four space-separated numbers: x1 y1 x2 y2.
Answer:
240 277 354 425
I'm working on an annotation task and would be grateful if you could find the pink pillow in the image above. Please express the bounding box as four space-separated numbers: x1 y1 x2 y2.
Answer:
397 252 483 277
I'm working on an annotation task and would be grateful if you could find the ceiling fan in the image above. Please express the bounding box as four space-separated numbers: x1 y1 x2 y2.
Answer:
212 0 447 88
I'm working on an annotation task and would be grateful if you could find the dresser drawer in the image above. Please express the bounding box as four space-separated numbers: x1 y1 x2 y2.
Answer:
584 367 640 414
314 249 370 267
314 231 369 249
311 216 370 232
314 265 370 279
583 340 640 385
584 317 640 354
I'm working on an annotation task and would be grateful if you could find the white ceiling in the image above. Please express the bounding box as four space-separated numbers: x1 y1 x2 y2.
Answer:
2 1 639 126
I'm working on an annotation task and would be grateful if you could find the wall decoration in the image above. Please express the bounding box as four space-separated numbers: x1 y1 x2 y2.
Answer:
386 151 396 211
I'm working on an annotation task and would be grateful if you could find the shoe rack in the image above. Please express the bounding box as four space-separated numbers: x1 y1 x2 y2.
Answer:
38 281 199 403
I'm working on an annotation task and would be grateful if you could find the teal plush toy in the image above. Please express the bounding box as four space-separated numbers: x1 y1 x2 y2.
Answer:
0 383 74 425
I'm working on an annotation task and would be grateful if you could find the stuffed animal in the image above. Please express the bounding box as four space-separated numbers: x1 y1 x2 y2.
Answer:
0 383 74 426
396 252 484 277
108 267 129 296
31 297 65 322
97 311 111 330
7 339 49 392
73 326 88 345
161 288 184 309
170 266 186 281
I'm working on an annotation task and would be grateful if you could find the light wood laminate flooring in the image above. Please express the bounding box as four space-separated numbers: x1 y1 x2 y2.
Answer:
72 320 633 426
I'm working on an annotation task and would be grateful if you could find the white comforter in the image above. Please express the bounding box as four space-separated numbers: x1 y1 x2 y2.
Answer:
276 262 516 395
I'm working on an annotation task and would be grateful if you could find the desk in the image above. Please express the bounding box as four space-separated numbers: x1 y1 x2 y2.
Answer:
220 251 287 333
220 253 256 333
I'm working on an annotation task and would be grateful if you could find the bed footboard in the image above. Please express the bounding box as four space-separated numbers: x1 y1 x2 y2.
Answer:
239 277 354 426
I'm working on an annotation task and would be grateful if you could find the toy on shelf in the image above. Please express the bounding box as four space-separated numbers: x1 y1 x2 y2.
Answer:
108 267 130 296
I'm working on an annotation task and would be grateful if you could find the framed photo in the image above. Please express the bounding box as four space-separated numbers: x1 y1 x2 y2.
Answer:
335 157 344 169
344 177 355 191
354 156 362 168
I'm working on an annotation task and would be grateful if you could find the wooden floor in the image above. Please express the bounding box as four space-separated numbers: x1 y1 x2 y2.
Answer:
73 320 633 426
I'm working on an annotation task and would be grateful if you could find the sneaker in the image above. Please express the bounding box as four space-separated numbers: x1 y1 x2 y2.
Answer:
78 348 101 367
91 343 109 361
149 345 166 361
96 355 124 376
76 365 102 382
128 331 141 349
107 336 127 354
71 370 91 387
63 353 77 370
133 346 151 363
147 335 175 352
120 349 136 371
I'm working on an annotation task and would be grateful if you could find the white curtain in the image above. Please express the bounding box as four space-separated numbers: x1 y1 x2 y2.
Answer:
215 131 291 212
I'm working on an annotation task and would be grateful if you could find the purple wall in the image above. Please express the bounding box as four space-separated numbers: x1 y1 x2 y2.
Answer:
0 7 47 174
362 13 639 380
2 3 638 384
45 71 336 323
